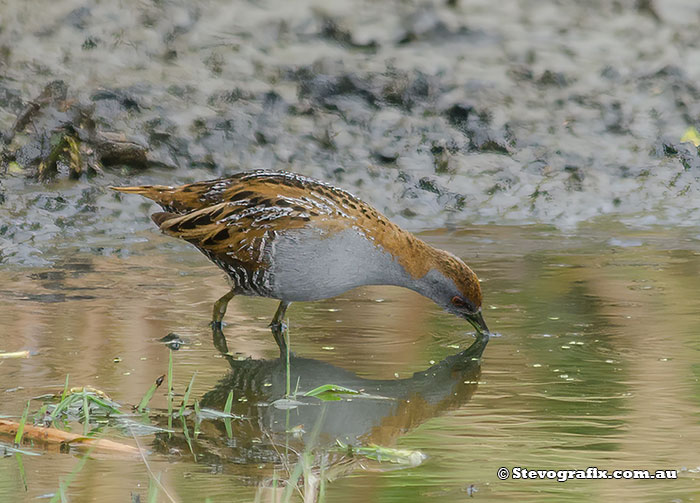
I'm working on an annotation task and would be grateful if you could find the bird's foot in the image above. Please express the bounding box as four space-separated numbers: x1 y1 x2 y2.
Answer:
270 321 291 357
269 320 288 333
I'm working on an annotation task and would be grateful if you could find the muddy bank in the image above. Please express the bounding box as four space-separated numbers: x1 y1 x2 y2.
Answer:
2 0 700 265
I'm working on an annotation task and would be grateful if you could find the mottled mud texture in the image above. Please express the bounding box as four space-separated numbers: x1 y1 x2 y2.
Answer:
2 0 700 265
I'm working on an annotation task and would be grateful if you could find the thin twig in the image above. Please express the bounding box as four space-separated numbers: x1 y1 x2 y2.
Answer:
129 426 178 503
263 430 305 500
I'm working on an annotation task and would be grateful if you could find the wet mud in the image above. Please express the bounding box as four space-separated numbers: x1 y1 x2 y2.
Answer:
2 0 700 265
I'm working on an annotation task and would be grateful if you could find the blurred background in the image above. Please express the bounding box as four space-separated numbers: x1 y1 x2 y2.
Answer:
1 0 700 502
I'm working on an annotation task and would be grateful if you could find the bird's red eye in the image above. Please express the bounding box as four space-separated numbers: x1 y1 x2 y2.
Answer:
452 295 477 312
451 296 466 308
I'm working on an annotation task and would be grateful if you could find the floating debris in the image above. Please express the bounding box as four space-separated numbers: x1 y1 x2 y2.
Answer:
334 440 427 467
271 398 307 410
0 351 31 359
159 333 187 351
304 384 360 402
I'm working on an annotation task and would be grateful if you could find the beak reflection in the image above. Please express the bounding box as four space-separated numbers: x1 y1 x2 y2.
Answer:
466 309 490 336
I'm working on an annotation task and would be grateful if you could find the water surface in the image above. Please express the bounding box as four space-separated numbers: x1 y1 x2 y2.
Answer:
1 223 699 502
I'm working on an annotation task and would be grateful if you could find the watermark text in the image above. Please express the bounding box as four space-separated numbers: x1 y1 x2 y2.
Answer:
497 467 678 482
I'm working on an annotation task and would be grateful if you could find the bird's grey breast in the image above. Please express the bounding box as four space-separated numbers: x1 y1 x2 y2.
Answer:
268 226 409 302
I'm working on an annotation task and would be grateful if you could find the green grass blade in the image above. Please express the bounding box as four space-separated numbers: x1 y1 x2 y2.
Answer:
49 449 92 503
84 394 122 415
49 394 78 425
14 400 30 446
147 472 160 503
224 390 234 415
285 324 291 397
193 399 201 438
137 375 164 413
82 394 90 435
304 384 359 401
3 445 39 456
304 384 359 397
60 375 70 402
302 450 313 500
180 416 196 460
15 453 27 491
58 481 68 503
319 457 326 503
167 350 173 430
46 374 71 427
224 416 233 439
224 389 234 439
35 404 48 425
308 403 327 449
178 371 197 418
281 455 305 503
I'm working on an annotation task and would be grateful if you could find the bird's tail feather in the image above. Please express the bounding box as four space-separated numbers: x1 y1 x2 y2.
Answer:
151 211 178 227
109 184 182 210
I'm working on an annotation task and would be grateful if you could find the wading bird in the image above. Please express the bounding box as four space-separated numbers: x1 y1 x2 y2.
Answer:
112 171 489 354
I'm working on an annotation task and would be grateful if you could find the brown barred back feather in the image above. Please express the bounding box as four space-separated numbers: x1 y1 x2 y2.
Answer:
111 171 482 306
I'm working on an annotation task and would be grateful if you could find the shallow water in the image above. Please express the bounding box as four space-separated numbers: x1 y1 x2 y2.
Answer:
1 223 699 502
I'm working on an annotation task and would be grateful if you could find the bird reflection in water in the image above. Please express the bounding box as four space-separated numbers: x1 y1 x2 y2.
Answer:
152 324 489 497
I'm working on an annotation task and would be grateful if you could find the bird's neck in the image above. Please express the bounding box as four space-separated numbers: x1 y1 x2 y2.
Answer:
374 229 439 278
375 231 454 301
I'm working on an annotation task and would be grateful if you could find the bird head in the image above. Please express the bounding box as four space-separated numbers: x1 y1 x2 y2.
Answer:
423 249 489 336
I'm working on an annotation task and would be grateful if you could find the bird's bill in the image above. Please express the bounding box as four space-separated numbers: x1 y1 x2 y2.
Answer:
466 309 490 335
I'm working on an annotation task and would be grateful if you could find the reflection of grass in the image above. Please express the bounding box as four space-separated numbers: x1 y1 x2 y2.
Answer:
167 349 174 429
193 399 202 438
279 404 327 503
14 400 31 492
7 330 430 503
15 453 27 492
14 400 30 446
224 390 234 439
48 449 92 503
146 473 161 503
268 404 426 503
266 321 424 502
4 355 201 501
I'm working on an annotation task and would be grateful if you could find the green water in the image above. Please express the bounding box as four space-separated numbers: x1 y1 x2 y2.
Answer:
1 223 699 502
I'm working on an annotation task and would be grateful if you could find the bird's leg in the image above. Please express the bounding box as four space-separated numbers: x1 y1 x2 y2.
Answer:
211 320 230 355
212 290 235 328
269 300 291 356
211 290 235 354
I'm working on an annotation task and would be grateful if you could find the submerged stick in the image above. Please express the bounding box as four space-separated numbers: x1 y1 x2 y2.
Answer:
0 419 139 455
